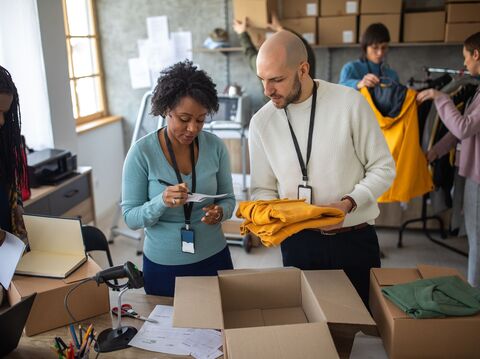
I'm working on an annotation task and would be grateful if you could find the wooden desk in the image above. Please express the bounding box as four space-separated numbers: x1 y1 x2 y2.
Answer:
8 291 197 359
23 166 96 225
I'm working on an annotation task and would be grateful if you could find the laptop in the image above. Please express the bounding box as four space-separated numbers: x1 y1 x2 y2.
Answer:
15 215 87 278
0 293 36 357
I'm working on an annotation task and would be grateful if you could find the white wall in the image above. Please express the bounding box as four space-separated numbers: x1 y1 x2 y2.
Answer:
77 121 125 221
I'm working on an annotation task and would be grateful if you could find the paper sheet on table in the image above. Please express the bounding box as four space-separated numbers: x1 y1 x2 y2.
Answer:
129 305 222 359
187 193 230 203
0 231 26 288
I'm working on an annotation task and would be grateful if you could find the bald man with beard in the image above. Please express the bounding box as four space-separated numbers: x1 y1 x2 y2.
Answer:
249 31 396 307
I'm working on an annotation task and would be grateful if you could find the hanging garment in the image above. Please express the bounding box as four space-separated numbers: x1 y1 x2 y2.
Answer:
236 199 345 247
382 275 480 319
361 87 434 202
368 80 407 118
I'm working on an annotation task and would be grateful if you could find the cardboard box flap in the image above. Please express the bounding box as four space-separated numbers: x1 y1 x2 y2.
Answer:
417 264 465 280
302 270 375 325
173 276 223 329
371 268 420 285
11 258 101 296
64 257 101 283
218 267 301 311
224 322 339 359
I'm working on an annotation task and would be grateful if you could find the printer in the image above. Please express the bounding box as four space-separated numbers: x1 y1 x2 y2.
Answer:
27 149 77 187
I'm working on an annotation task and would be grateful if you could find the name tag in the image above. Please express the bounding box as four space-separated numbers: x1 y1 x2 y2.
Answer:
181 227 195 254
298 184 313 204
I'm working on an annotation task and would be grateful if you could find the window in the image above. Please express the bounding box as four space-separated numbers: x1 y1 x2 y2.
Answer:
62 0 107 124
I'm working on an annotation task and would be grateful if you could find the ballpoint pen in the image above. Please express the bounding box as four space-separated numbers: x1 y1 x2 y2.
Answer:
158 179 192 194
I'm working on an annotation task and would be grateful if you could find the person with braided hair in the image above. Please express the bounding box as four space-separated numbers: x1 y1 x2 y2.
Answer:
121 60 235 296
0 65 28 248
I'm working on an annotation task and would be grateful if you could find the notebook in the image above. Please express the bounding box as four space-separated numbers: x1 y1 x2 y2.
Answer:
15 215 87 278
0 293 36 357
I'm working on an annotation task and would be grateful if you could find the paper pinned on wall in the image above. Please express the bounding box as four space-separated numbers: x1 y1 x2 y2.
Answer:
170 31 193 62
146 16 169 44
128 57 151 89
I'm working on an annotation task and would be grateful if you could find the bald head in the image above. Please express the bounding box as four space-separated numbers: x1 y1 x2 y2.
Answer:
257 30 308 69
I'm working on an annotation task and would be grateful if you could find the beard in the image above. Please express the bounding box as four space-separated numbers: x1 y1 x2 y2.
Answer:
272 74 302 109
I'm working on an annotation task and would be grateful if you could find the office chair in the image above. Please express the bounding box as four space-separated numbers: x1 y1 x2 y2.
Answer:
81 225 118 287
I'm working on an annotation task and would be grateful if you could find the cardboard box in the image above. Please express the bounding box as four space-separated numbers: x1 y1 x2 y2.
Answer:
232 0 277 28
446 0 480 3
318 16 357 45
447 3 480 23
281 17 317 44
321 0 360 16
360 14 401 43
403 12 445 42
8 258 109 336
361 0 402 14
281 0 319 18
445 22 480 42
174 268 376 359
370 265 480 359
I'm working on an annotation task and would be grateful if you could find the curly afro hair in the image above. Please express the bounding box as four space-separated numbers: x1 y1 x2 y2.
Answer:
151 60 219 117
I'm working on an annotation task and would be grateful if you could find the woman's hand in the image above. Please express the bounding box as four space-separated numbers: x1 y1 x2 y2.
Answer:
201 204 223 225
417 89 442 104
162 183 189 208
426 148 439 163
357 74 380 89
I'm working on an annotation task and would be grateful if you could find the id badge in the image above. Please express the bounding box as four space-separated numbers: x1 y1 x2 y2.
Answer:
298 184 313 204
181 227 195 254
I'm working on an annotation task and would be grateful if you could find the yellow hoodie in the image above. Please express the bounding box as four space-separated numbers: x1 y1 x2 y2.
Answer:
236 199 345 247
361 87 433 202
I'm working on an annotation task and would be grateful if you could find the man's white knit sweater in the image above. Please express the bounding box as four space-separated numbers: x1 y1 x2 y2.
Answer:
249 79 396 227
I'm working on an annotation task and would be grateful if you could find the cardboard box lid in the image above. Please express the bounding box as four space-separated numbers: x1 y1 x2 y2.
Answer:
302 270 375 326
10 257 101 296
224 322 339 359
173 276 224 329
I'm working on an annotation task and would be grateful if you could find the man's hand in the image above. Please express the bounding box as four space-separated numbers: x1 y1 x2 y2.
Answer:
357 74 380 89
417 89 442 104
232 17 248 34
315 200 351 231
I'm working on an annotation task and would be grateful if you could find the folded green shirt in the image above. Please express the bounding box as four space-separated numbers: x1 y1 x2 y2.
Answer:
382 275 480 319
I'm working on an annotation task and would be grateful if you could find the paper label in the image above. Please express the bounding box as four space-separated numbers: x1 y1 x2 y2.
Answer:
302 33 315 44
343 30 354 43
306 3 318 16
345 1 358 14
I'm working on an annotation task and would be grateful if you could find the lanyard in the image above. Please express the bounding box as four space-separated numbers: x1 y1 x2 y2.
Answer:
163 128 197 227
284 82 317 184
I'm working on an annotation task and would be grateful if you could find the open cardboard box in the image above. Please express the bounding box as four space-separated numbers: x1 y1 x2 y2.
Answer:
370 264 480 359
174 267 375 359
8 257 109 336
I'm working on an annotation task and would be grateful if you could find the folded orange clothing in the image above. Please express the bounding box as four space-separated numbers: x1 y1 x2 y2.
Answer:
236 199 345 247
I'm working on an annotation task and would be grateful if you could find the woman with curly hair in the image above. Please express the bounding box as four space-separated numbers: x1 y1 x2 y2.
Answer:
0 65 28 247
121 60 235 296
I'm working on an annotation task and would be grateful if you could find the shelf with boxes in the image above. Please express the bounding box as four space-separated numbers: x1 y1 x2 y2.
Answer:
227 0 479 49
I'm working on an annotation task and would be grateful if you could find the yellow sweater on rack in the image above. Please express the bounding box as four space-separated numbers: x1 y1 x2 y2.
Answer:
361 87 433 202
236 199 345 247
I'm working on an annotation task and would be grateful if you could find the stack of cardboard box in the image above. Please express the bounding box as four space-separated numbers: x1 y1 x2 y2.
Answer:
318 0 359 45
445 0 480 43
279 0 318 45
359 0 402 43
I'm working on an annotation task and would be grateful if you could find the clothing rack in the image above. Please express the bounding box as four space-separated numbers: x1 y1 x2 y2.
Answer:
397 67 468 257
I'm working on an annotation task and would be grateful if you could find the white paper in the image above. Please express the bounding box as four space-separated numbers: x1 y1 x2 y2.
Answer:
306 3 318 16
187 193 229 203
302 33 315 44
343 30 354 43
129 305 223 359
171 31 192 62
146 16 169 44
128 57 151 89
345 1 358 14
0 231 26 288
137 38 150 60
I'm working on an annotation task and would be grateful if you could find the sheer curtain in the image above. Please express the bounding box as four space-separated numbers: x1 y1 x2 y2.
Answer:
0 0 53 150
